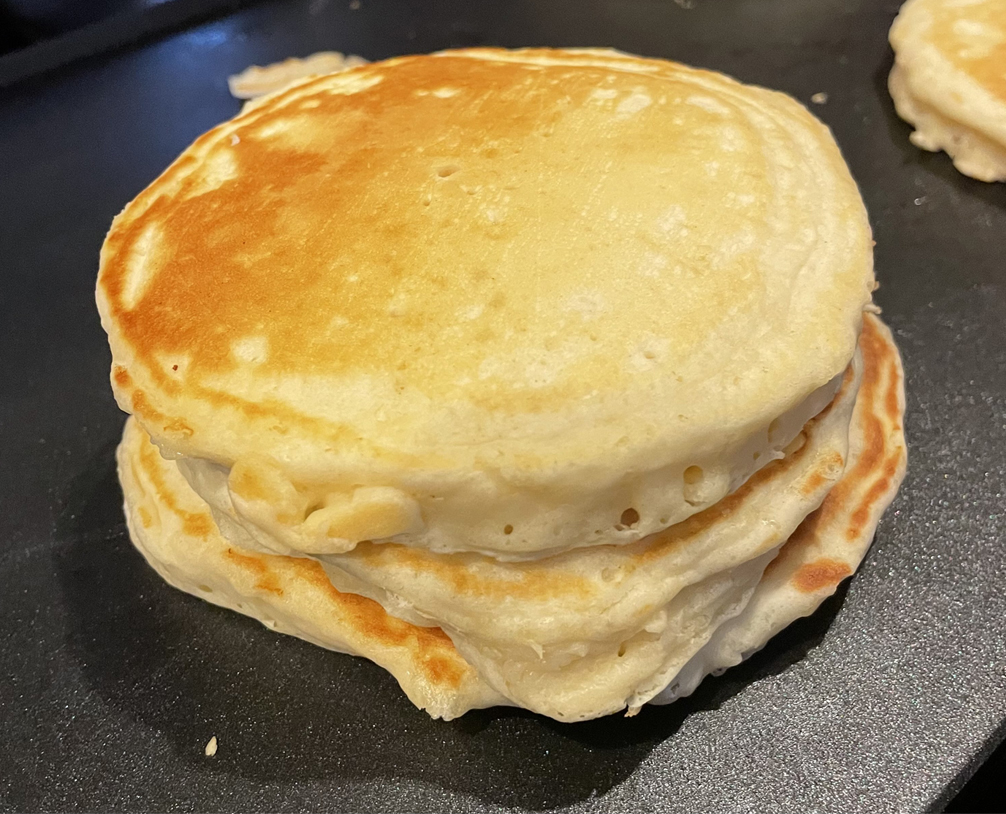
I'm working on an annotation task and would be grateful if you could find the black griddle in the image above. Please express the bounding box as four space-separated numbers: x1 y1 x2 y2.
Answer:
1 1 1004 811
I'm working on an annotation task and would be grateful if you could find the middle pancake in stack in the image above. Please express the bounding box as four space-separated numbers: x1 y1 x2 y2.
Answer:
98 49 880 720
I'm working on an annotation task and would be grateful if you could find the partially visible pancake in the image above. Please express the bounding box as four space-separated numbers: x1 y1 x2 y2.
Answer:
889 0 1006 181
98 48 874 560
117 314 904 722
228 52 368 100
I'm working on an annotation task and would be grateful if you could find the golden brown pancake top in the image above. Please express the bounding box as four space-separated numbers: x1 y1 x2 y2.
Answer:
98 49 871 455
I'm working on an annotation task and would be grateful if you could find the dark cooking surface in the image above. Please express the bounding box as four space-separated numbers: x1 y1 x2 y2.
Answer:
1 0 1004 811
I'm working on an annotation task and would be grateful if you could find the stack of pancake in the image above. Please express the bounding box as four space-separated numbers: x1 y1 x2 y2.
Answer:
98 48 907 722
889 0 1006 182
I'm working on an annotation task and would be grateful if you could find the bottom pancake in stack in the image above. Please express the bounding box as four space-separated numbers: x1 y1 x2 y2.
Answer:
116 314 906 722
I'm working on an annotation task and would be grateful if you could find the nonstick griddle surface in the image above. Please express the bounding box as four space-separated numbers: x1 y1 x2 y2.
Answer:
1 1 1004 811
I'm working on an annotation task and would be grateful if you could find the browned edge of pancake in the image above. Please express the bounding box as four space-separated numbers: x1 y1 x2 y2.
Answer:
764 312 907 595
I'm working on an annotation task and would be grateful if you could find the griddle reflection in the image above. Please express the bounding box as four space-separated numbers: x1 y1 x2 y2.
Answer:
57 447 849 810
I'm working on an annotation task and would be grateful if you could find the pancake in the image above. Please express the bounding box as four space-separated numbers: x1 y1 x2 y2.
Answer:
889 0 1006 182
228 52 368 100
116 314 905 721
97 47 874 560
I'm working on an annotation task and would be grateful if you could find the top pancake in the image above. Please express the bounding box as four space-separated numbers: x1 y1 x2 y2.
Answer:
97 48 874 556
